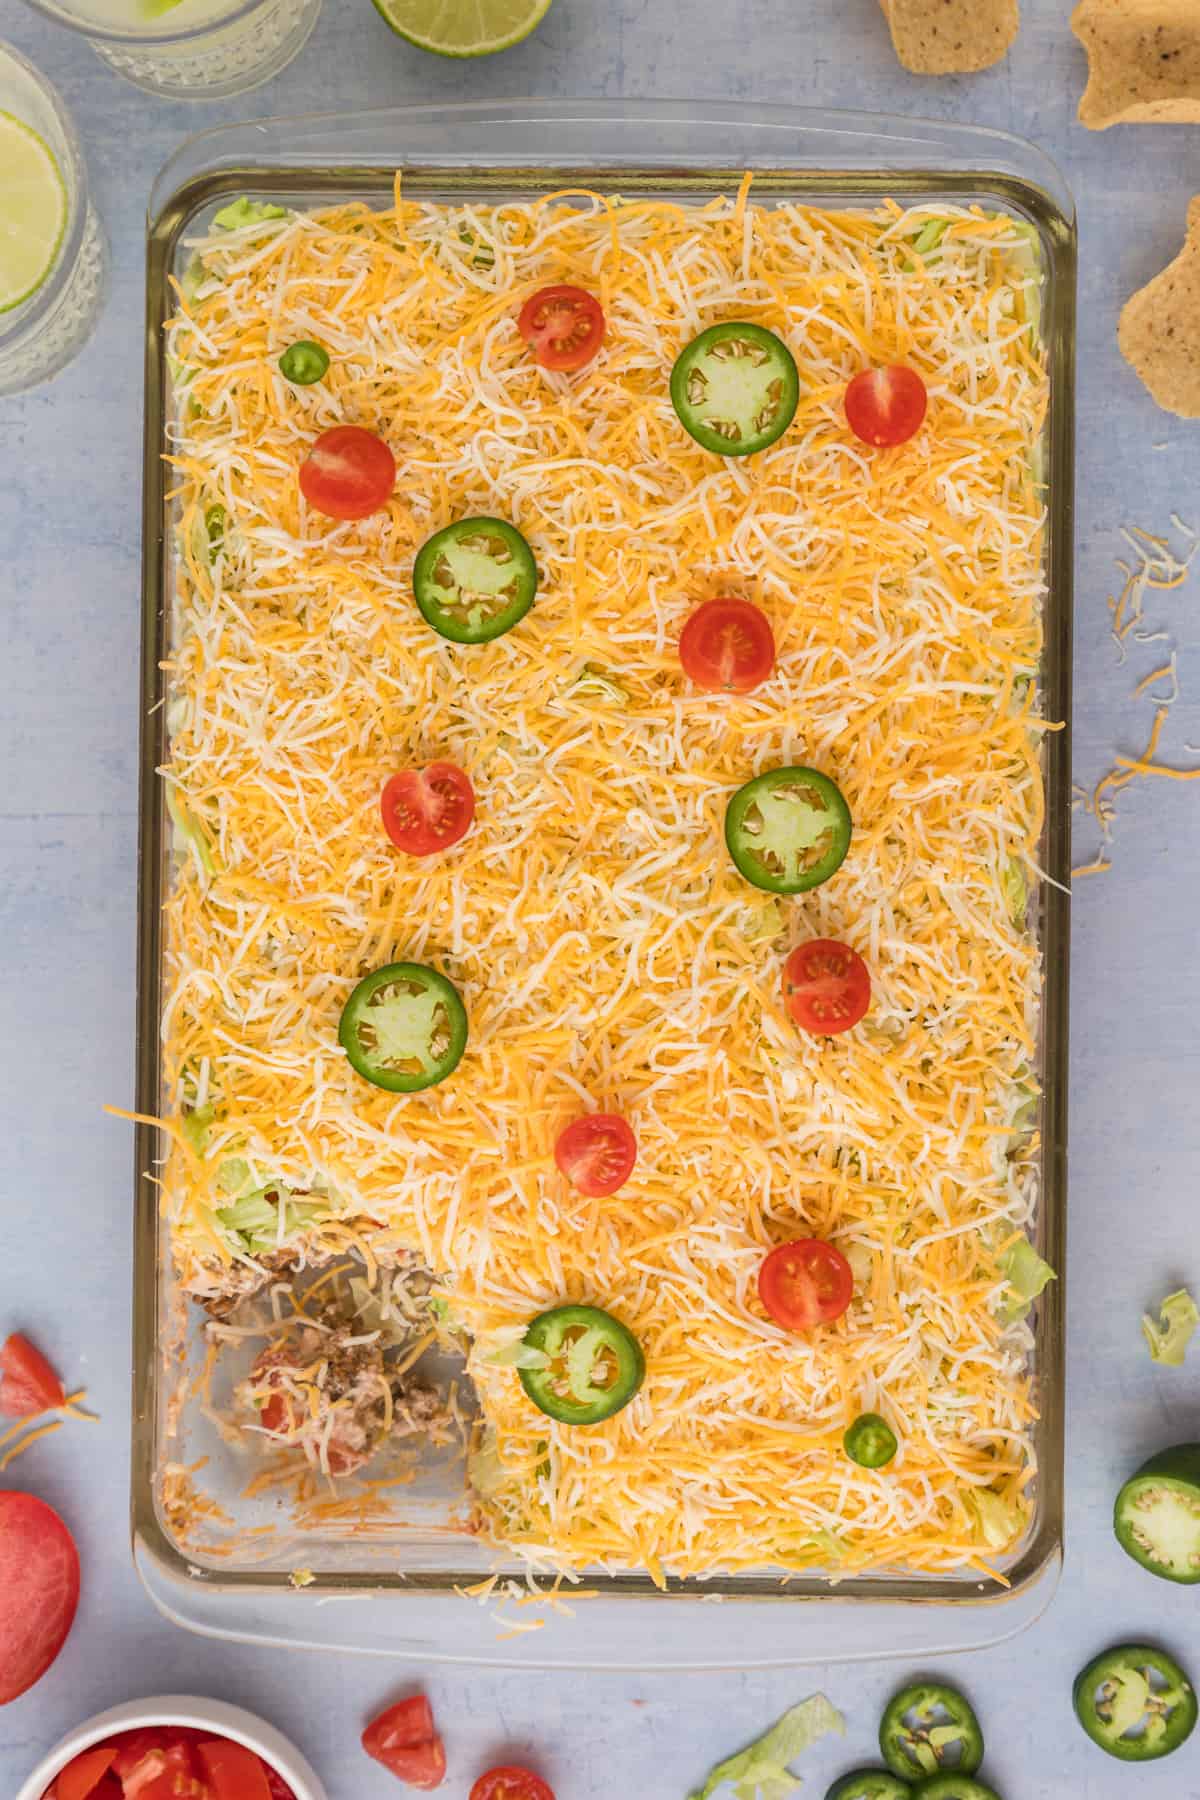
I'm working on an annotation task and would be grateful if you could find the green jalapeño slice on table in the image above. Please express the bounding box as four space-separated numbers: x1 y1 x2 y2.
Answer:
670 321 799 456
880 1683 984 1782
413 517 538 644
338 962 468 1092
1073 1644 1197 1762
724 766 852 894
519 1304 645 1426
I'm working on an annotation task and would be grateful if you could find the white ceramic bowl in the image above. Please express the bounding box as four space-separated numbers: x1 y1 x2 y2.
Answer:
16 1695 330 1800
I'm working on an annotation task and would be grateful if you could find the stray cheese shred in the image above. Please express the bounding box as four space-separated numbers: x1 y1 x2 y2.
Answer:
157 186 1050 1579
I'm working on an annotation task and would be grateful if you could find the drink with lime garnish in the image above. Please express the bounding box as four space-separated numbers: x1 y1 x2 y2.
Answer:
0 41 107 398
16 0 322 99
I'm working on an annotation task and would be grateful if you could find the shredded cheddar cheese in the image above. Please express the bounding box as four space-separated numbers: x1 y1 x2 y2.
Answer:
156 188 1050 1579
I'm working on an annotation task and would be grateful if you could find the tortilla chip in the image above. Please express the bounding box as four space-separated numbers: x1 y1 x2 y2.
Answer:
1118 197 1200 418
879 0 1019 74
1072 0 1200 128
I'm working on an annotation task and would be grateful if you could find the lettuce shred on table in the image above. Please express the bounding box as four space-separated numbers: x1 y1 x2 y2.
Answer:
688 1693 845 1800
1142 1288 1199 1366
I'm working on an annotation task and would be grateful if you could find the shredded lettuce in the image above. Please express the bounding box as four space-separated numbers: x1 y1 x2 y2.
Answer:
217 1187 327 1254
1142 1289 1199 1366
740 899 785 944
217 1156 251 1196
180 1103 213 1154
572 663 629 705
1002 858 1027 929
165 784 217 880
688 1694 845 1800
212 198 288 234
457 224 496 270
912 218 950 257
997 1233 1056 1323
964 1488 1025 1550
467 1427 510 1499
482 1337 551 1370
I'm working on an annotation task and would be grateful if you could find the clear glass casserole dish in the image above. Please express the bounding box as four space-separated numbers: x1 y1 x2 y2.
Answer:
132 100 1074 1666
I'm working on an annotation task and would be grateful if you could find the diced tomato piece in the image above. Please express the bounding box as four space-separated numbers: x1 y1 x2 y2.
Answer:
0 1491 80 1704
114 1740 206 1800
262 1768 297 1800
49 1747 117 1800
470 1767 557 1800
363 1695 446 1790
196 1739 273 1800
0 1332 66 1417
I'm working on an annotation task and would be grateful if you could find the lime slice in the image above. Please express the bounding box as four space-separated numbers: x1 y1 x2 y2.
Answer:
372 0 554 56
0 112 67 315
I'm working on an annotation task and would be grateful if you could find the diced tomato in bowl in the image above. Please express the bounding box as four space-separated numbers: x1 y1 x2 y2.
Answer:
18 1700 324 1800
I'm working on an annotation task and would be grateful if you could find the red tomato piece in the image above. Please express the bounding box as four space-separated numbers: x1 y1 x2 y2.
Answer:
758 1239 854 1332
196 1739 272 1800
114 1741 205 1800
258 1391 293 1436
469 1768 556 1800
263 1768 297 1800
553 1113 638 1197
843 365 928 448
678 598 775 694
517 285 605 372
298 425 396 522
362 1696 446 1790
0 1331 66 1417
381 762 475 856
50 1747 117 1800
783 939 871 1035
0 1491 79 1704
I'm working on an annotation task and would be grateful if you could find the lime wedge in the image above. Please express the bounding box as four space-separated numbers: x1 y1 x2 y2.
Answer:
372 0 554 56
0 112 67 315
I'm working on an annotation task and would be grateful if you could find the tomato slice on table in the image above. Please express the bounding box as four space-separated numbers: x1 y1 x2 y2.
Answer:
0 1331 65 1417
363 1695 446 1790
50 1747 117 1800
196 1739 273 1800
678 598 775 694
518 285 605 372
758 1239 854 1332
381 762 475 856
0 1491 79 1704
298 425 396 521
843 366 927 448
554 1113 637 1197
783 939 871 1036
470 1768 557 1800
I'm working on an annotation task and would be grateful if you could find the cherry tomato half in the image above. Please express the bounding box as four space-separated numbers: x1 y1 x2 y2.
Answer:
381 762 475 856
678 598 776 694
758 1239 854 1332
362 1696 446 1791
0 1331 65 1417
470 1768 557 1800
554 1113 638 1197
783 939 871 1035
298 425 396 521
0 1492 79 1705
843 365 928 448
518 285 605 372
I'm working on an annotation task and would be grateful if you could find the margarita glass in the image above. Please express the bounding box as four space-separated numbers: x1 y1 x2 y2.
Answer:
17 0 323 100
0 40 107 397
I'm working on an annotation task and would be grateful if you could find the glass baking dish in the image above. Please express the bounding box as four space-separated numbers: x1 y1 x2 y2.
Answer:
132 100 1074 1666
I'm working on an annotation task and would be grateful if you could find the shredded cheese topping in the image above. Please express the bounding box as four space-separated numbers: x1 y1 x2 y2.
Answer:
159 185 1050 1578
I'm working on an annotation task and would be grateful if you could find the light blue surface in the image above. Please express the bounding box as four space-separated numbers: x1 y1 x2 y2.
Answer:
2 1 1200 1796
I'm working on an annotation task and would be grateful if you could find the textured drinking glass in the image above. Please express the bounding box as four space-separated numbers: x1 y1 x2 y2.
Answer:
0 41 107 398
17 0 323 100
